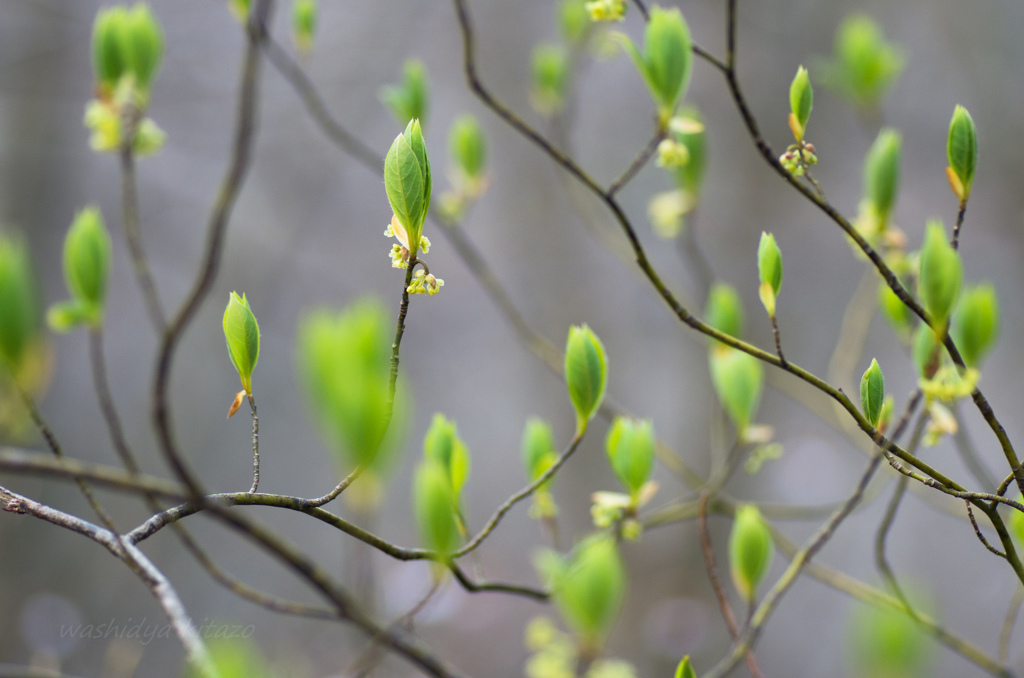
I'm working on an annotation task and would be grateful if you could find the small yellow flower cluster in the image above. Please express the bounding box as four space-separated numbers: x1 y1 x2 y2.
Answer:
584 0 626 22
406 270 444 296
655 138 690 169
84 79 165 156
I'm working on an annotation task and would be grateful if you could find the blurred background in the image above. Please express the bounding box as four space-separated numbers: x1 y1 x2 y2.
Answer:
2 0 1024 676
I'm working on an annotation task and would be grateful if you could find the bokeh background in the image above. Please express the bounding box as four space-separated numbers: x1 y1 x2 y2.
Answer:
2 0 1024 676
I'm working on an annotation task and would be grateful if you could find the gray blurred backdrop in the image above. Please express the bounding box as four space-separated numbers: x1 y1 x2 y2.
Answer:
2 0 1024 676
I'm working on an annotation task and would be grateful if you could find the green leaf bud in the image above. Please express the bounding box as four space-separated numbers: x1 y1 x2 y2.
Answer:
824 15 904 112
863 129 902 225
675 656 697 678
564 324 608 434
123 4 164 95
946 105 977 202
522 418 558 483
424 413 471 499
530 45 569 116
448 115 486 180
859 358 885 427
384 119 432 255
789 65 813 141
381 60 429 128
47 301 92 334
545 535 625 644
223 292 260 394
413 459 461 557
847 601 928 678
291 0 317 53
729 504 774 602
559 0 590 44
757 232 782 317
709 346 763 434
620 7 693 122
61 207 111 326
951 284 998 368
0 235 40 370
912 323 942 380
92 7 129 94
605 417 655 499
918 219 962 332
298 300 408 471
878 281 912 337
705 283 744 340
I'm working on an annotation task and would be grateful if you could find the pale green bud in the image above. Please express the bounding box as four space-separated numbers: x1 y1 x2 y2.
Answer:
863 129 902 224
859 358 885 428
291 0 317 53
382 60 429 128
951 284 998 367
522 418 558 483
223 292 260 394
0 236 39 370
565 324 608 434
61 207 111 327
705 283 744 340
414 459 461 557
789 66 813 141
531 45 569 116
424 413 471 500
448 115 486 179
946 105 977 202
541 535 625 644
605 417 655 499
709 346 763 434
619 7 693 122
918 219 962 332
729 504 774 602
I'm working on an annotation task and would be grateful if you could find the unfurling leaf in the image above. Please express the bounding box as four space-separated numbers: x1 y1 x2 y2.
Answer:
859 358 885 427
729 504 774 602
223 292 260 394
564 324 608 434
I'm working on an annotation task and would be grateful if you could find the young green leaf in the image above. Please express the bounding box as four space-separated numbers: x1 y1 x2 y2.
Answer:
522 418 558 483
0 235 39 370
413 459 461 557
729 504 774 602
384 120 431 253
530 44 569 116
821 15 904 112
952 284 998 367
381 59 429 127
423 413 471 499
918 219 962 332
448 115 486 180
291 0 317 52
544 535 625 644
564 324 608 434
789 66 813 141
757 232 783 317
705 283 744 341
675 656 697 678
619 7 693 122
877 282 912 337
223 292 260 394
863 129 902 225
559 0 590 44
297 300 408 472
859 358 885 427
946 105 977 202
92 7 129 94
605 418 655 499
123 4 164 95
709 346 763 434
187 637 270 678
847 601 929 678
62 207 111 325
